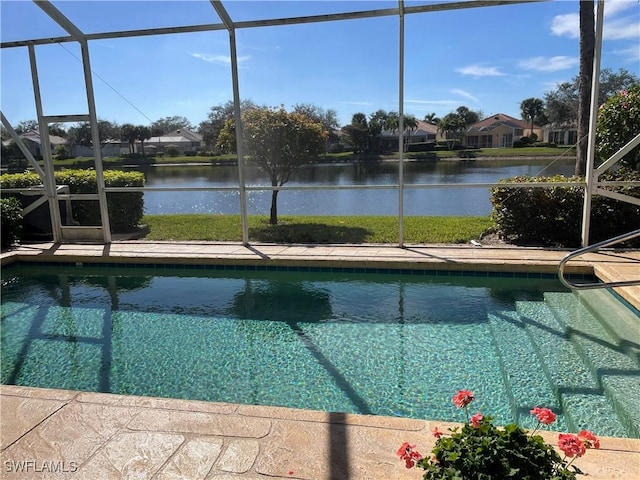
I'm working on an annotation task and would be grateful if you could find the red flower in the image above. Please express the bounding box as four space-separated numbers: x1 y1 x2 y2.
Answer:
452 390 474 408
530 407 557 425
471 413 483 428
397 442 422 468
558 433 586 458
578 430 600 449
432 427 444 439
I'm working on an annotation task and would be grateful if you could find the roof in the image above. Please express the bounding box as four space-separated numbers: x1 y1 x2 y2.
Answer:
466 113 535 134
146 136 194 143
20 131 67 146
166 129 203 142
380 119 438 138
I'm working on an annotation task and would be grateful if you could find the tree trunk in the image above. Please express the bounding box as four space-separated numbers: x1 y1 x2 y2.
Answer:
576 0 595 176
269 189 279 225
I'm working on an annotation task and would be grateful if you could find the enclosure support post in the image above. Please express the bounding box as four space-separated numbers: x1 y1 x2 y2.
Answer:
28 45 63 243
211 0 249 245
80 38 112 243
397 0 405 248
580 0 604 248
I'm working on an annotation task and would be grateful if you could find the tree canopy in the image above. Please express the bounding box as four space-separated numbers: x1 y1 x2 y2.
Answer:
151 116 193 136
520 97 545 137
217 106 327 224
198 100 258 152
544 68 639 128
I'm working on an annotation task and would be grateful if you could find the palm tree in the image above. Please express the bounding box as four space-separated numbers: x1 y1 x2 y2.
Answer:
520 98 544 139
576 0 595 176
423 112 439 124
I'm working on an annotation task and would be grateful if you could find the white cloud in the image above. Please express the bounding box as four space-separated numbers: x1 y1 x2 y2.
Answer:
551 13 579 38
450 89 479 102
518 56 579 72
551 2 640 40
456 65 505 77
604 0 637 18
190 53 251 65
604 17 640 40
613 45 640 62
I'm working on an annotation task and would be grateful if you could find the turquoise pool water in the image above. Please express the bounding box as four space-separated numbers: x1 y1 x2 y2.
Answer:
1 263 638 437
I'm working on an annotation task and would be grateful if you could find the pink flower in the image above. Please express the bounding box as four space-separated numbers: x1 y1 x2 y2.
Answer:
397 442 422 469
452 390 474 408
432 427 444 439
558 433 586 458
531 407 557 425
578 430 600 449
471 413 483 428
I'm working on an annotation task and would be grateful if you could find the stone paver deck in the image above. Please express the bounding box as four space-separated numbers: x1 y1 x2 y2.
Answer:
1 241 639 479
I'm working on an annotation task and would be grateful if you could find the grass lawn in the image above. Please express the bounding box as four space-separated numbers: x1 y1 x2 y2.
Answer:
141 214 495 244
39 147 575 169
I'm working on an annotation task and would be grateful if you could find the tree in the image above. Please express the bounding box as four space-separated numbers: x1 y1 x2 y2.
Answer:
120 123 137 154
341 113 369 154
134 125 151 155
293 103 339 151
150 116 193 136
576 0 595 176
544 81 579 127
217 107 327 225
423 113 440 124
198 100 258 151
596 85 640 171
520 98 545 138
14 120 38 134
385 112 418 151
67 120 119 153
438 113 466 150
455 106 481 126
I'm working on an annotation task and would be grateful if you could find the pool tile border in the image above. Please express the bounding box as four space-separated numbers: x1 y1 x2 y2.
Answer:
1 259 596 281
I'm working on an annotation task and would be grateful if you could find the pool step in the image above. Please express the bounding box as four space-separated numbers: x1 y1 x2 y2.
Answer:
515 300 628 438
487 309 563 430
574 289 640 364
544 292 640 438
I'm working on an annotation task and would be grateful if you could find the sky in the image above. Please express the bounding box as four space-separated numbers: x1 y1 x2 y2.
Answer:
1 0 639 130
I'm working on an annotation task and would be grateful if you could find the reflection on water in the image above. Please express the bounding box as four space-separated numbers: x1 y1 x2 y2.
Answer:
135 159 575 216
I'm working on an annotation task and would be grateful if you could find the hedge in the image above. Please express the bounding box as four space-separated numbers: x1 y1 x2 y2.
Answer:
490 168 640 247
1 197 23 249
0 169 144 235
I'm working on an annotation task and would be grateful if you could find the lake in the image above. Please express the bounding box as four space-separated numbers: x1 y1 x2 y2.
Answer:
134 158 576 216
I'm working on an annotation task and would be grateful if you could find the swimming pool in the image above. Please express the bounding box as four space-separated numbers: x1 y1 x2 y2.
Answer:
1 262 638 438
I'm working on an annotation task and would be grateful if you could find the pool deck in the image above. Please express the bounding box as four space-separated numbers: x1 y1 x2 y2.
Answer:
1 241 639 479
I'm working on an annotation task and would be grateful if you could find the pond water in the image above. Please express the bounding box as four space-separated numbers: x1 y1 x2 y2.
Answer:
133 158 575 216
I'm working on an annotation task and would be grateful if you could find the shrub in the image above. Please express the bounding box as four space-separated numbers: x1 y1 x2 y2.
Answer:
0 169 144 235
596 84 640 171
520 136 532 146
398 390 599 480
165 145 180 157
1 197 22 249
490 168 640 247
407 142 436 152
54 145 72 160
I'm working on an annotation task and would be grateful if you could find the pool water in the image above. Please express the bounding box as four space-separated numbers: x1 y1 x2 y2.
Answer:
1 264 639 438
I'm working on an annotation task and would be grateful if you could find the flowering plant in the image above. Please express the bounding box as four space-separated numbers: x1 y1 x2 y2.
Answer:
398 390 600 480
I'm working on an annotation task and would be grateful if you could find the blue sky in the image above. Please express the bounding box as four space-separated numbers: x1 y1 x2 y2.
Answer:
1 0 639 130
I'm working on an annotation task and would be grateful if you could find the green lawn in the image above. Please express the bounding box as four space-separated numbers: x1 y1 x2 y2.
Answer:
141 214 495 244
35 146 575 169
